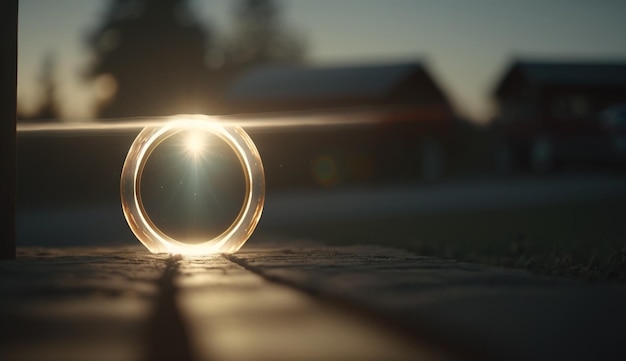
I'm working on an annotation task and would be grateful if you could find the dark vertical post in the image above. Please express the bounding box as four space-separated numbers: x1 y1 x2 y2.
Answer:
0 0 18 259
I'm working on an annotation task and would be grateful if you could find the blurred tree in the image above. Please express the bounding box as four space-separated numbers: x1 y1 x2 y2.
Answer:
221 0 306 72
85 0 215 118
22 52 61 122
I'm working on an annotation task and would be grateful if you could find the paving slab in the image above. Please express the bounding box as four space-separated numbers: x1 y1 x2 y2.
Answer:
177 254 445 361
0 246 451 361
3 242 625 361
231 240 626 361
0 247 165 361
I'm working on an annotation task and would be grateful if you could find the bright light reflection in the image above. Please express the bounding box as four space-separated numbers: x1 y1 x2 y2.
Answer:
185 131 205 157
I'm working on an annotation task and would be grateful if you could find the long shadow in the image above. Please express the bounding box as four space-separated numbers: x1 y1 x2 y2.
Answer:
144 255 197 361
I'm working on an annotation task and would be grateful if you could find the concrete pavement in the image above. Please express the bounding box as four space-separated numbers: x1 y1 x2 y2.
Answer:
2 241 626 361
233 240 626 361
0 246 445 361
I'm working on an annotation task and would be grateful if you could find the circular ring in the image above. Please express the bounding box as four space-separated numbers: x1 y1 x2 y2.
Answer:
120 115 265 255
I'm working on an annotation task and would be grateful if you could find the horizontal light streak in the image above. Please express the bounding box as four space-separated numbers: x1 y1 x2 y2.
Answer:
15 106 411 136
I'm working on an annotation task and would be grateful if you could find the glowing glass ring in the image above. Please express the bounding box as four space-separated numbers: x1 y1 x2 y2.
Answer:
120 116 265 255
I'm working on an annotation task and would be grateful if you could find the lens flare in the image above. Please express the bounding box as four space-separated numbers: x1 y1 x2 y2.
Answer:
120 115 265 255
312 155 338 187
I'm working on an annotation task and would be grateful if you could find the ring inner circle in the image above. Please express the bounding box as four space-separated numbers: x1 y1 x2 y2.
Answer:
138 130 247 244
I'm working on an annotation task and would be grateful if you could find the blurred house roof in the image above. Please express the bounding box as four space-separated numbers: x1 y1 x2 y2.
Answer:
228 63 417 100
494 60 626 97
223 61 453 113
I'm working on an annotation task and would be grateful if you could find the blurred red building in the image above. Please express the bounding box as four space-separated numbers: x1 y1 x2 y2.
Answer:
492 60 626 172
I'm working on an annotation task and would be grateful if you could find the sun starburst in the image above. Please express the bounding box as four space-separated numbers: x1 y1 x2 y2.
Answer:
185 131 205 157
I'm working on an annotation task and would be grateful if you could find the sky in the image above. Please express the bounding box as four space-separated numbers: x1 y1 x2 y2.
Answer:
18 0 626 123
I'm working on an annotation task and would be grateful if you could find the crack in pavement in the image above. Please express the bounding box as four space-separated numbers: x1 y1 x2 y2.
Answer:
144 254 197 361
225 253 489 361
